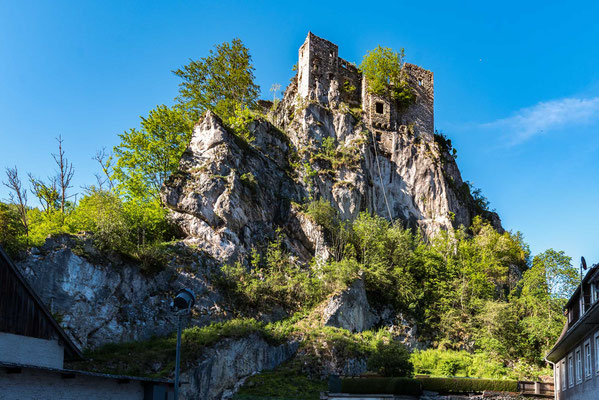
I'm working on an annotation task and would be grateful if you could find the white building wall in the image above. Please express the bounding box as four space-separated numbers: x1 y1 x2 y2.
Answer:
0 332 64 369
0 368 146 400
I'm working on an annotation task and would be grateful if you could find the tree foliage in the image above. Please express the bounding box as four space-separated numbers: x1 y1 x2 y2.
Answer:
360 46 415 108
113 105 193 200
173 38 260 121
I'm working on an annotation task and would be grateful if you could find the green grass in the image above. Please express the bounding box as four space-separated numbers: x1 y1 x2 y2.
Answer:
67 318 289 378
234 360 326 400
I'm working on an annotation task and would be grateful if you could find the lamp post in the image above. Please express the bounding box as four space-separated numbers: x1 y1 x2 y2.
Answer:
171 288 195 400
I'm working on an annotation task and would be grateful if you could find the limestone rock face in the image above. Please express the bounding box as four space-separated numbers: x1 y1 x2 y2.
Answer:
180 334 299 400
322 279 377 333
161 111 312 263
16 235 225 349
162 85 501 264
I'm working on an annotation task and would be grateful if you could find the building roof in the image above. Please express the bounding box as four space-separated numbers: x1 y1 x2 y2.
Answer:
546 263 599 362
0 245 83 360
0 361 174 386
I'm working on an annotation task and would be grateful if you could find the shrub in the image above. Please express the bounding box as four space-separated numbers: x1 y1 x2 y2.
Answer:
69 318 287 378
418 377 518 393
410 349 509 379
367 340 413 377
305 198 338 232
0 202 27 256
67 189 130 253
219 234 327 312
235 360 326 400
340 377 422 396
359 46 415 108
27 208 72 247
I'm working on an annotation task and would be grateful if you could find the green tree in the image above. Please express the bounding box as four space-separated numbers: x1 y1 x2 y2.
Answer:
67 188 130 252
510 249 576 364
367 340 413 377
359 46 414 107
173 38 260 121
113 104 193 200
0 202 27 256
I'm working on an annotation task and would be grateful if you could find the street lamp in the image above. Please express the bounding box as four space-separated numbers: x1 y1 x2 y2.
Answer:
171 288 195 400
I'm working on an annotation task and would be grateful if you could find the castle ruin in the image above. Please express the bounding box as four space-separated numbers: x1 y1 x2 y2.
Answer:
297 32 434 138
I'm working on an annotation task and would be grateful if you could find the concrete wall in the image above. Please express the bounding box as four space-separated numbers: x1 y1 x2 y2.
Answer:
0 368 151 400
555 327 599 400
0 368 173 400
0 332 64 369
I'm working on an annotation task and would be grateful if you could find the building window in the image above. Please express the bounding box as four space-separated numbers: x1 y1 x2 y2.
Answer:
585 339 592 378
561 359 567 390
418 79 423 86
576 347 583 384
569 354 574 387
375 102 384 114
594 281 599 303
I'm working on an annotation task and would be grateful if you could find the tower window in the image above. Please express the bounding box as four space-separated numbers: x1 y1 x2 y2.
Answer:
418 79 423 86
375 102 384 114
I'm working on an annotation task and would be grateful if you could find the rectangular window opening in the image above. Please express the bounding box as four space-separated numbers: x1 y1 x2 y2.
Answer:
375 102 384 114
576 348 583 383
569 354 574 387
585 340 592 378
561 360 567 391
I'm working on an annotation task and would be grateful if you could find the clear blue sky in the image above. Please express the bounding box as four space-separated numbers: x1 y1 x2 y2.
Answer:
2 0 599 265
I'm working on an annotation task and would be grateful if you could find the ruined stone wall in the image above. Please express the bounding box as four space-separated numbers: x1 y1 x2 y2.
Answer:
402 63 434 138
362 77 394 131
298 33 434 139
338 58 361 106
297 32 339 104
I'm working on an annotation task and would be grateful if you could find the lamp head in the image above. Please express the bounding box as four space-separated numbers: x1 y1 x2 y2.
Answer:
172 288 195 311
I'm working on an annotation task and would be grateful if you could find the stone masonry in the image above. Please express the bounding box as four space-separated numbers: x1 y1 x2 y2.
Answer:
297 32 434 138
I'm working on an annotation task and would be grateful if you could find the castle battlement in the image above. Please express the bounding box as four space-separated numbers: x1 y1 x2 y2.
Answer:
297 32 434 138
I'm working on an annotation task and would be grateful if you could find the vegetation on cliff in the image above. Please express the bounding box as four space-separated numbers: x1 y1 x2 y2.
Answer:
360 46 415 108
1 37 580 390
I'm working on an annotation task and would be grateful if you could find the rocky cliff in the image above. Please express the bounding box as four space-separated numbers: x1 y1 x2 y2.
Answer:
160 35 500 264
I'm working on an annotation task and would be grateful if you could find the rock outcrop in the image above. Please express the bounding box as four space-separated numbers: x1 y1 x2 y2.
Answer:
180 334 299 400
16 235 226 349
322 279 377 332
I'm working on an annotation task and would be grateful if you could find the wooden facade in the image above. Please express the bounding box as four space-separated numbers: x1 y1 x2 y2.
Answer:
0 246 82 360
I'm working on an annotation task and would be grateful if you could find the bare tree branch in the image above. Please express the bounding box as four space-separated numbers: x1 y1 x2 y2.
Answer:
92 148 114 190
52 135 75 213
3 166 29 236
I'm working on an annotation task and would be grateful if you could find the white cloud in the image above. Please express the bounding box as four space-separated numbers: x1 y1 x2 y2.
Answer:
483 97 599 145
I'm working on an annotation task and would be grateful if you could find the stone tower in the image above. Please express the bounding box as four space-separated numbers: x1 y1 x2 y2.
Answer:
298 32 361 106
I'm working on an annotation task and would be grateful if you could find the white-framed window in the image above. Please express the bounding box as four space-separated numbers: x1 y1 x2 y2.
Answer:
561 359 567 390
569 353 575 387
576 347 583 384
585 339 592 378
594 281 599 303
